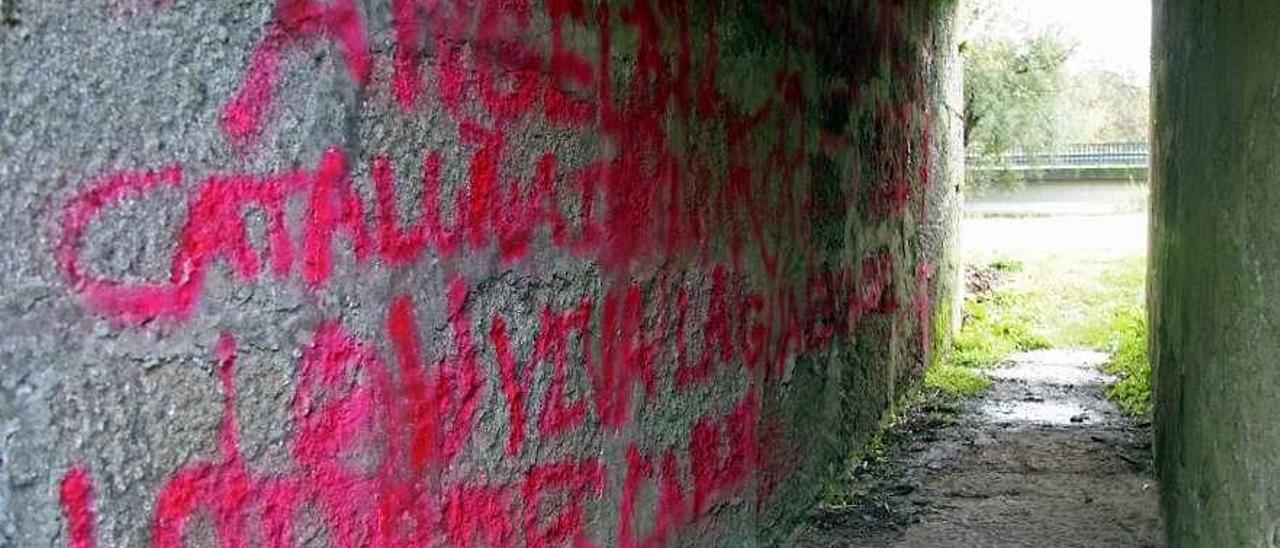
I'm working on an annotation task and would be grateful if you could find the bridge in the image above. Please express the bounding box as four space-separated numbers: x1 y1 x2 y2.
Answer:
968 142 1150 182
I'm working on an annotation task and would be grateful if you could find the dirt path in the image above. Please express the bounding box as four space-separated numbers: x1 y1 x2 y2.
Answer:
792 350 1163 547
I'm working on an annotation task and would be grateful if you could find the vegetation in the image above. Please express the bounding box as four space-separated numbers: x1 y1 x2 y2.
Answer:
960 0 1071 189
961 34 1070 160
960 0 1150 189
924 363 991 398
951 0 1152 412
931 254 1151 415
1059 69 1150 144
926 286 1049 399
949 292 1051 368
1094 305 1150 416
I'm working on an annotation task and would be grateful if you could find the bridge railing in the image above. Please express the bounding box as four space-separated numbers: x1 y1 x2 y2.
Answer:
968 142 1149 170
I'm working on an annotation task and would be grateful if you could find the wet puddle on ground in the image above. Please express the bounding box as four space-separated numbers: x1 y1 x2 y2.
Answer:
979 350 1115 426
981 399 1090 425
987 349 1114 385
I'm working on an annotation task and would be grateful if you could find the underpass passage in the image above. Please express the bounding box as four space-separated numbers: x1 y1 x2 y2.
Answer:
795 350 1161 547
0 1 963 546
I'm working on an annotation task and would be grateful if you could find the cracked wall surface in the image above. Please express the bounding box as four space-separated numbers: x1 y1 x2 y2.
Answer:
0 1 960 545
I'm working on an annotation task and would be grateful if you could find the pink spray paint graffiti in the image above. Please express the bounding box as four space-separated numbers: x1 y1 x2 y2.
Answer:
53 0 940 545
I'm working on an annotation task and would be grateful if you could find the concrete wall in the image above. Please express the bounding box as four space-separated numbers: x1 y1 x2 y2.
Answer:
1152 2 1280 545
0 1 960 545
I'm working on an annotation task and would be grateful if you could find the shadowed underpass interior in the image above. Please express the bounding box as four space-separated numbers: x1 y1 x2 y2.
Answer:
795 180 1162 545
794 3 1172 543
8 0 1280 546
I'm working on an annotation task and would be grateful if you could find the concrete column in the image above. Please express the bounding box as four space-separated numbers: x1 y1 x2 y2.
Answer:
1152 2 1280 545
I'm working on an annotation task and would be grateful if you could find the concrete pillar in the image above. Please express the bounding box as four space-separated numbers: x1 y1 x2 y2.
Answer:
1152 2 1280 545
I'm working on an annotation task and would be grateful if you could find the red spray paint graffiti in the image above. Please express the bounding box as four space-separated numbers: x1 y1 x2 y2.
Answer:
56 0 941 545
62 0 933 324
59 466 96 548
222 0 371 146
491 298 595 455
57 281 788 546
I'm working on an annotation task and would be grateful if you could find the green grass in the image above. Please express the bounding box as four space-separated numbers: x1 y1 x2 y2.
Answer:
924 363 992 397
950 293 1052 369
926 260 1049 399
1093 304 1150 415
926 293 1048 398
931 254 1152 415
1018 256 1146 349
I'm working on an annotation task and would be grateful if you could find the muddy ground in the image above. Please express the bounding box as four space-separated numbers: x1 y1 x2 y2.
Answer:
791 350 1163 547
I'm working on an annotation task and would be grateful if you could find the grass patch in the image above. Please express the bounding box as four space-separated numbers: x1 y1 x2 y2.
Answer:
1095 305 1150 415
938 253 1152 415
988 257 1023 272
1027 256 1146 349
950 293 1052 369
924 363 992 397
1008 255 1152 416
926 264 1052 399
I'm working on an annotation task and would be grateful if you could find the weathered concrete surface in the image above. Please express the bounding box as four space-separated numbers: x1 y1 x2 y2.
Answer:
0 1 959 545
1152 2 1280 545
